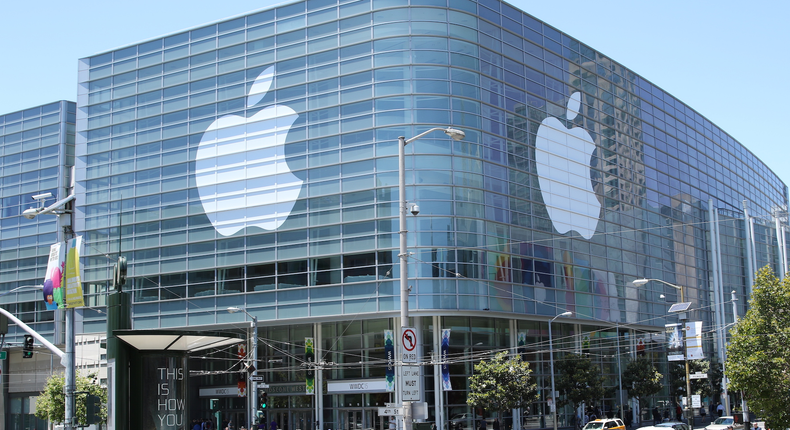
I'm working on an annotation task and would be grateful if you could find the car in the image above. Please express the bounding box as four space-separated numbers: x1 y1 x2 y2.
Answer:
705 417 744 430
639 422 690 430
582 419 626 430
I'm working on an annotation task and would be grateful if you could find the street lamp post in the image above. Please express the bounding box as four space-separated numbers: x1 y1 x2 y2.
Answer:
549 311 572 430
398 127 464 430
633 279 693 430
228 307 258 428
23 189 77 430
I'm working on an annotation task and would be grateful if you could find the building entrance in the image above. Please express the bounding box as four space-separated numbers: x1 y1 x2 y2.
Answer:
338 409 388 430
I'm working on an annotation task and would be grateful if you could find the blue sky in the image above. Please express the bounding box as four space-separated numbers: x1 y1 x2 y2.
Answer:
1 1 787 200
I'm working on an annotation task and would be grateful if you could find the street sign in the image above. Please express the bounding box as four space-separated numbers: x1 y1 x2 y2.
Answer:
378 407 404 416
385 403 399 408
249 376 265 382
401 327 418 363
402 365 421 401
690 372 708 379
258 383 270 388
692 395 701 408
0 351 6 360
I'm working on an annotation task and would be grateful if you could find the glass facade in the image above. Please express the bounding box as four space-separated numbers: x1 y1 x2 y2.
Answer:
75 0 787 327
4 0 789 429
0 100 75 340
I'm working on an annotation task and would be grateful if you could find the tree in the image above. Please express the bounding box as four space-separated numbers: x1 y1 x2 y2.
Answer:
726 267 790 429
621 357 663 408
555 353 605 409
467 351 539 417
35 372 107 425
668 360 709 398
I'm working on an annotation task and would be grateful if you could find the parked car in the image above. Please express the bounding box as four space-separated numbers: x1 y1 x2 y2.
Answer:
705 417 744 430
639 422 690 430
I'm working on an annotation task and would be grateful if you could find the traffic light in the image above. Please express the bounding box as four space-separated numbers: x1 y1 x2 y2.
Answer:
259 391 268 409
86 394 101 424
23 335 34 359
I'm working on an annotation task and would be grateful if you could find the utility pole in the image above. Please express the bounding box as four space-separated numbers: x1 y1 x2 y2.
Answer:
731 292 749 429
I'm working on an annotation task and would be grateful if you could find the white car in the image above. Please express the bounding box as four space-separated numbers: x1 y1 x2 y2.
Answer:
705 417 744 430
640 422 690 430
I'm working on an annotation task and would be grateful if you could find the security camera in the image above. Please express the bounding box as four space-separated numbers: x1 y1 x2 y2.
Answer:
22 208 40 220
32 192 52 201
410 204 420 216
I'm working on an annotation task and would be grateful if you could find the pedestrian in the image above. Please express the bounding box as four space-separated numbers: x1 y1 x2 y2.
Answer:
479 420 487 430
717 403 724 418
271 419 278 430
494 419 500 430
653 407 661 425
676 404 683 422
752 423 761 430
700 405 707 422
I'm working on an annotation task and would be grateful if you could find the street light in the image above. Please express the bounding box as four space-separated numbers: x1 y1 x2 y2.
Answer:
549 311 572 430
228 306 258 428
633 279 693 429
398 127 464 430
23 189 77 430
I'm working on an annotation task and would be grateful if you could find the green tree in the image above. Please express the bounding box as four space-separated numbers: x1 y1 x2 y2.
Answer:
467 351 539 417
555 353 605 409
726 267 790 429
707 360 723 402
621 357 663 408
35 372 107 425
668 360 709 398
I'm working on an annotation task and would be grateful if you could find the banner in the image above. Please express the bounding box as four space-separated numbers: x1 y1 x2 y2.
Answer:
43 243 65 309
685 321 704 360
517 332 527 361
384 330 394 391
441 329 451 390
64 236 85 308
665 323 684 361
305 337 315 394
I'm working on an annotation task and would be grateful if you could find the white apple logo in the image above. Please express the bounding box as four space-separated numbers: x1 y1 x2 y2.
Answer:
195 66 303 236
535 92 601 239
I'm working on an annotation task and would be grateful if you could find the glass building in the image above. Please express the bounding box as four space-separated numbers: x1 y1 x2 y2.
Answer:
0 100 76 430
3 0 789 429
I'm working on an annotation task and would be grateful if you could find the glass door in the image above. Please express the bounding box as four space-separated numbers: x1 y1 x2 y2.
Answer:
365 408 388 430
340 409 364 430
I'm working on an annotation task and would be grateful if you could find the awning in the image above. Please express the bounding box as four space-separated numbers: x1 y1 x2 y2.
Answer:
114 330 245 352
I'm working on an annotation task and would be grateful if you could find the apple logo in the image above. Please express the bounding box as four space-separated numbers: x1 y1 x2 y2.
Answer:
535 91 601 239
195 66 303 236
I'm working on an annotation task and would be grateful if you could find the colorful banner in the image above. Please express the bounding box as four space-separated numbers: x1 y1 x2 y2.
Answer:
43 243 65 309
517 332 527 361
441 329 451 391
384 330 394 391
305 337 315 394
64 236 85 308
666 323 684 361
685 321 704 360
238 378 247 397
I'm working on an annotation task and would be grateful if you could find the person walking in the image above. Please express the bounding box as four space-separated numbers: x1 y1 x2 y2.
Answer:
717 403 724 418
652 407 661 425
